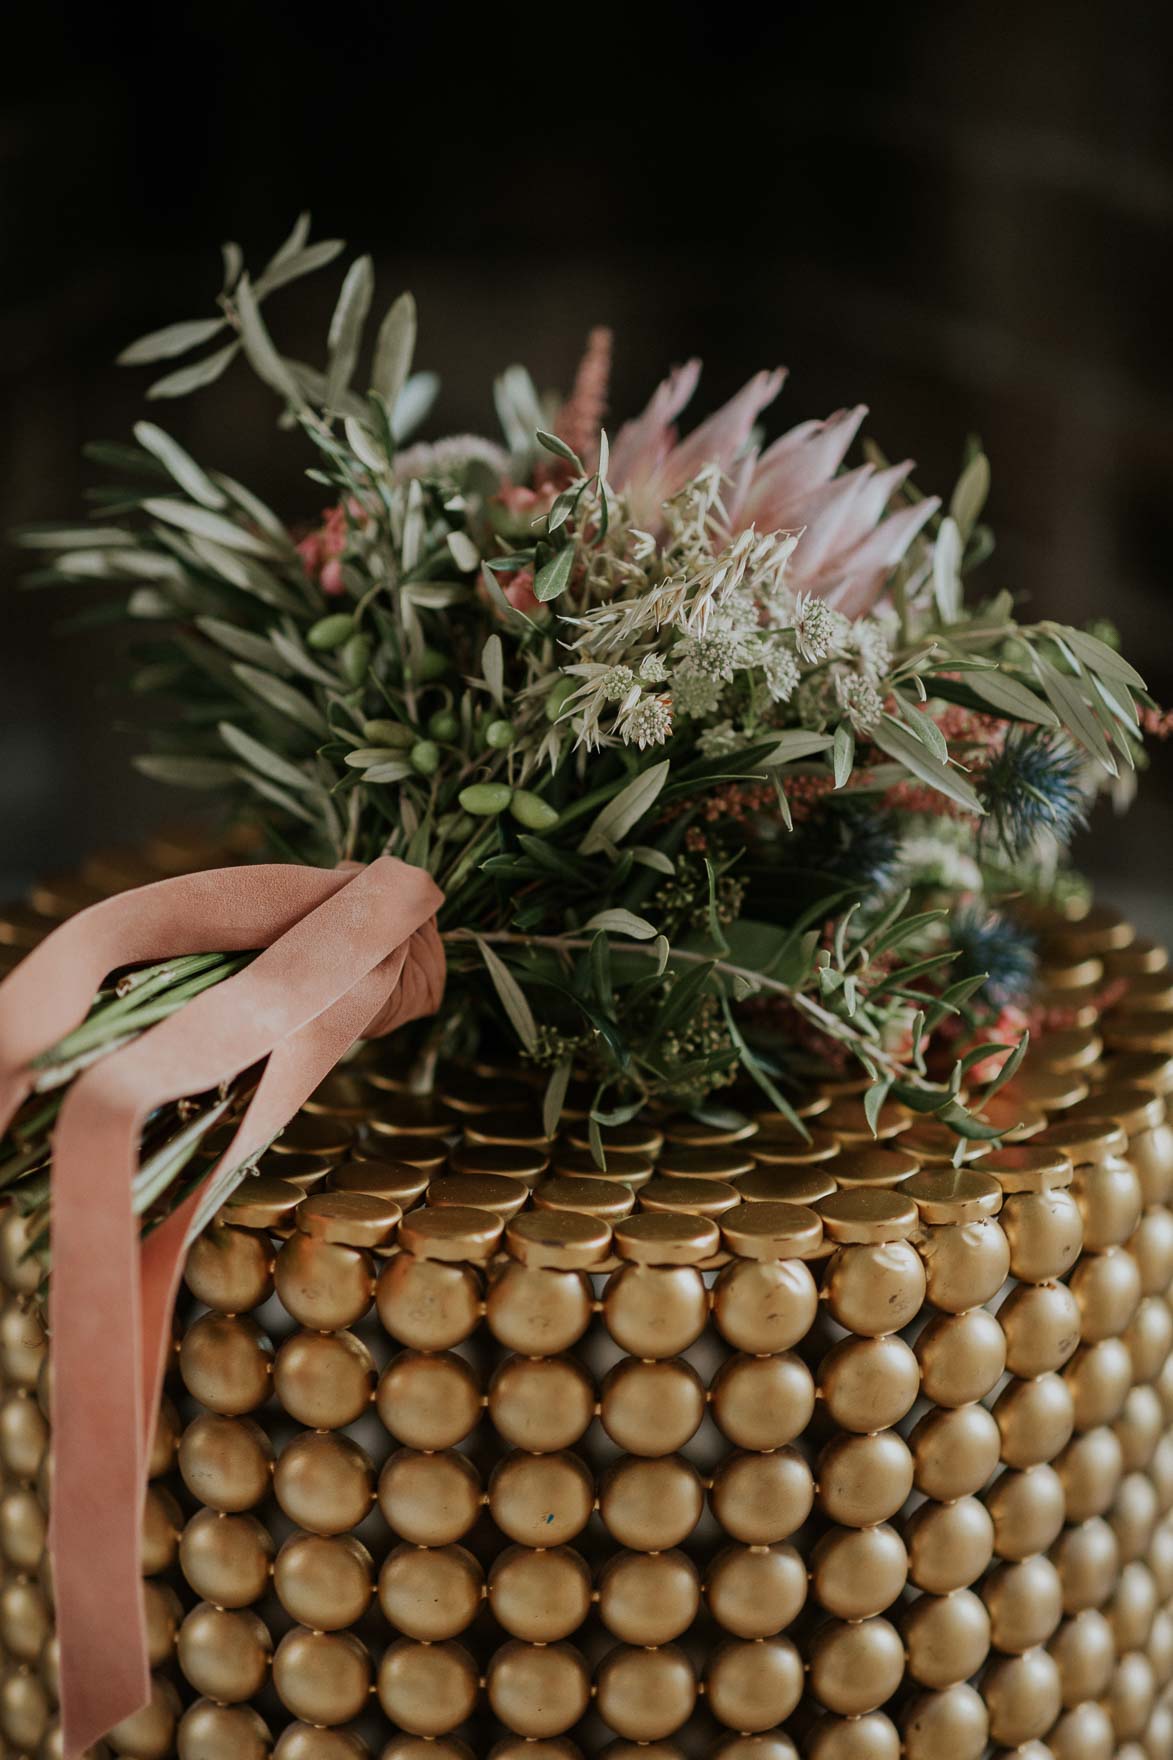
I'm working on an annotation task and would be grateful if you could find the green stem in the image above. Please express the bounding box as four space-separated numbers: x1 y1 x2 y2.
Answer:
37 954 252 1066
443 928 914 1082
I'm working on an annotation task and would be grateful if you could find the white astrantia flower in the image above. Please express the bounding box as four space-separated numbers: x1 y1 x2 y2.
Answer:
696 719 742 758
792 592 846 663
852 617 893 680
762 645 801 704
619 694 673 750
836 671 885 734
758 573 797 627
600 665 636 703
672 671 724 719
673 628 754 686
638 652 669 684
554 662 635 750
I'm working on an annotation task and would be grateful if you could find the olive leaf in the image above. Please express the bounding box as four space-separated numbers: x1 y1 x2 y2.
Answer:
580 761 671 855
133 755 236 788
218 721 317 792
871 715 984 813
324 256 375 414
146 343 242 401
583 910 659 940
475 939 539 1053
233 275 302 404
133 423 226 510
119 317 227 367
231 665 328 736
142 497 279 559
372 292 417 413
967 669 1059 727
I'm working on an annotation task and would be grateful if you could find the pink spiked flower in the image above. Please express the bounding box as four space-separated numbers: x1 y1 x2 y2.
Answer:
554 327 613 473
609 366 940 619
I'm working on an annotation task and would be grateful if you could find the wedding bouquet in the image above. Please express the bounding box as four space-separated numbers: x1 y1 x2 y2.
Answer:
5 214 1158 1238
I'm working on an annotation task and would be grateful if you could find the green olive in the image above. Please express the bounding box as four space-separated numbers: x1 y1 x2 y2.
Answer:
428 710 460 742
340 633 372 686
362 719 415 748
484 719 515 750
306 612 355 651
410 740 441 777
459 783 514 817
544 676 577 721
418 648 448 681
509 790 560 831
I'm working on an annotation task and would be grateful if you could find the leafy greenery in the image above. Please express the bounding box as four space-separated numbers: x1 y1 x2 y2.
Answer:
5 216 1159 1229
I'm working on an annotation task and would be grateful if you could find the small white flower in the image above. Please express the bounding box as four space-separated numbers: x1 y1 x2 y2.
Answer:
897 832 982 892
638 652 668 684
792 592 844 663
697 720 741 758
392 435 510 481
620 695 673 749
600 665 635 703
674 629 752 685
852 618 893 680
762 645 801 703
836 671 885 734
672 671 723 719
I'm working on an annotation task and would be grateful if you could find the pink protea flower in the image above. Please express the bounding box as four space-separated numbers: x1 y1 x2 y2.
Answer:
609 365 940 619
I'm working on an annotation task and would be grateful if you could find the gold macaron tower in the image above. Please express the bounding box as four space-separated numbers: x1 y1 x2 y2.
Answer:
3 867 1173 1758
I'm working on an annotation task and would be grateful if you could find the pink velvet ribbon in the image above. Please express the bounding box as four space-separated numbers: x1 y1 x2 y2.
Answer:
0 856 445 1758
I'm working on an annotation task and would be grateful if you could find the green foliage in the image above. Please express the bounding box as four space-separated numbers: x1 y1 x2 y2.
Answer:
8 214 1157 1205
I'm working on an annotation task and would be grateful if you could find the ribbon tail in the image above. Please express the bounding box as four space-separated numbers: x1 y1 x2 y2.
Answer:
0 864 362 1141
39 858 444 1758
138 943 414 1440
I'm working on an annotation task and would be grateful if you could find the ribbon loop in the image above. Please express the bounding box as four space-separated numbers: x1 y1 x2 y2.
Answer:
0 856 445 1757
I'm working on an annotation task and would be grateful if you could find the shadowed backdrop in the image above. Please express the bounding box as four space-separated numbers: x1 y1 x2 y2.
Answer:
2 0 1170 924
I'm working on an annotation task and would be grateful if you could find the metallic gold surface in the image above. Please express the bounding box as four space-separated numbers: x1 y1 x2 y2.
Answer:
429 1170 530 1216
488 1545 591 1642
222 1175 307 1231
505 1207 612 1268
296 1188 402 1245
330 1155 431 1206
397 1202 503 1262
18 903 1173 1759
534 1173 637 1219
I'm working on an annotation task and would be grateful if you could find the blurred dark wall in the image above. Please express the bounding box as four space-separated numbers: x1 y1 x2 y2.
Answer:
2 0 1171 916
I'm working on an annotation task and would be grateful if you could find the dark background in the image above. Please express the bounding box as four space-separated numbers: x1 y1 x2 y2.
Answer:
3 0 1171 928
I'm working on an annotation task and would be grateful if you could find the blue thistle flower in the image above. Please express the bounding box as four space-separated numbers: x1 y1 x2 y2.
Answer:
786 800 902 890
980 729 1088 858
950 905 1037 1009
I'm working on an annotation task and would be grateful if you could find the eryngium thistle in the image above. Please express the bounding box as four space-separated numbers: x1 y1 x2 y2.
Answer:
950 904 1038 1009
980 729 1088 857
784 799 902 890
